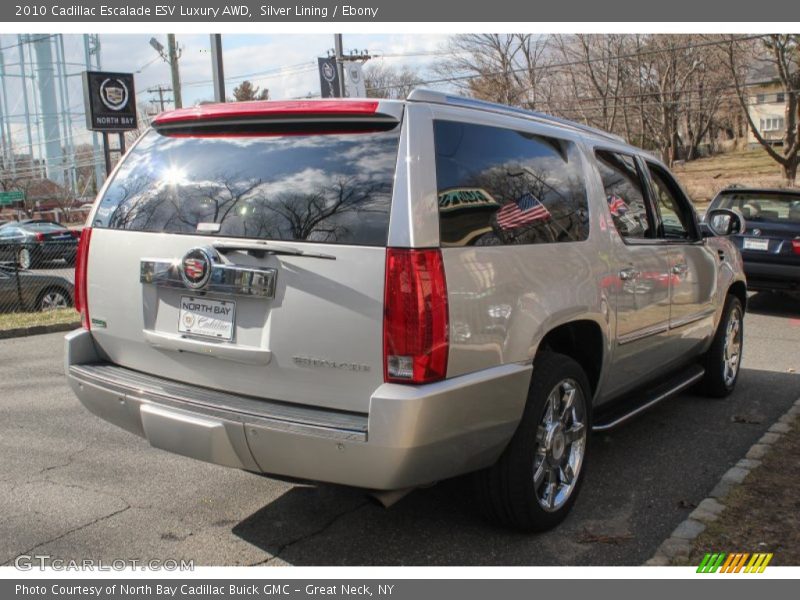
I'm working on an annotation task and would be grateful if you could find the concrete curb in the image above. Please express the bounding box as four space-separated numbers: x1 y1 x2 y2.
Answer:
0 321 79 340
645 396 800 566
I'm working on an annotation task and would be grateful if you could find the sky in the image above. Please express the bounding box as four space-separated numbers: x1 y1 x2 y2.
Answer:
101 33 453 105
0 32 454 174
0 32 456 190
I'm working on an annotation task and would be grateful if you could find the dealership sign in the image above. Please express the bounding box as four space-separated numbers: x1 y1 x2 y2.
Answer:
82 71 137 131
0 190 24 206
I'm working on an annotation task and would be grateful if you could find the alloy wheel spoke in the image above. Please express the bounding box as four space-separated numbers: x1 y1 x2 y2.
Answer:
564 422 585 444
533 463 547 488
560 464 575 485
545 469 557 509
559 383 576 423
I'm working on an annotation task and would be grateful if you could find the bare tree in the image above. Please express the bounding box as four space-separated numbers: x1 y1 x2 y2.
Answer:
364 63 423 99
551 35 630 133
723 34 800 183
436 34 553 107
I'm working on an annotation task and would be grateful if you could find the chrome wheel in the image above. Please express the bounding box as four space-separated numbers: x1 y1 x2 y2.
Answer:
18 248 31 269
722 305 743 387
533 378 587 512
40 290 68 311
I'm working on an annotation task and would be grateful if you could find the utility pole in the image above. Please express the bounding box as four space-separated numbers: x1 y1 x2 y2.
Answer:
334 34 345 98
147 85 173 112
167 34 182 109
209 34 225 103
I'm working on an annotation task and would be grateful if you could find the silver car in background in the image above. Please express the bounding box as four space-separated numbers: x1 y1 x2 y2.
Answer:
66 90 746 531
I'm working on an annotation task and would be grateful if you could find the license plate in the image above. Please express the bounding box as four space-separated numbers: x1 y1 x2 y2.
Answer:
179 296 235 341
743 238 769 251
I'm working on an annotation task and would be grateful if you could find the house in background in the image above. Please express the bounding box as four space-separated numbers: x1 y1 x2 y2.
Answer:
746 63 789 147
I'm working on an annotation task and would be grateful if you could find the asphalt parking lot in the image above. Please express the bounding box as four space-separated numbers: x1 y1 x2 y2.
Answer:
1 292 799 567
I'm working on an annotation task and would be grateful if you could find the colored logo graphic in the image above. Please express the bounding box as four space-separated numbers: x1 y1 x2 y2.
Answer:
697 552 773 573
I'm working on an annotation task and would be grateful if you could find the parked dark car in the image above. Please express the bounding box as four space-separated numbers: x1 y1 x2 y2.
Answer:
706 187 800 292
0 221 79 269
0 265 74 311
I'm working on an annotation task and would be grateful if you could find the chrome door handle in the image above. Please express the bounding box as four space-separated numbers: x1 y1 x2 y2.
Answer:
619 267 640 281
671 263 689 276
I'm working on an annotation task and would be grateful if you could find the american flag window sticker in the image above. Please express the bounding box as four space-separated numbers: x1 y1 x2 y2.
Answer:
495 193 552 231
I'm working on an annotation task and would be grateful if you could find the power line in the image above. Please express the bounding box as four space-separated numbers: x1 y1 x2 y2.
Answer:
366 34 765 93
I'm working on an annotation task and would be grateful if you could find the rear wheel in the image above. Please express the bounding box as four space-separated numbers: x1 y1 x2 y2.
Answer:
37 287 71 311
474 352 590 531
700 295 743 398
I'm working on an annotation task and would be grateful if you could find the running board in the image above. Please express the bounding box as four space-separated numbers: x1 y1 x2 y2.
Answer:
592 364 706 432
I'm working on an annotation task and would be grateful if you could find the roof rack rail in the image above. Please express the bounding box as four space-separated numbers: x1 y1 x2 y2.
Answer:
406 88 626 144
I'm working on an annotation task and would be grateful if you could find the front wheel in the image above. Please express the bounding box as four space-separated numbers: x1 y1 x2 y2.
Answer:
700 295 744 398
474 352 590 532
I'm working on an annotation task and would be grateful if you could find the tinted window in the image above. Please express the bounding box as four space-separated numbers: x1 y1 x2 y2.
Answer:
433 120 589 247
714 192 800 223
93 128 400 246
646 163 694 240
595 151 652 240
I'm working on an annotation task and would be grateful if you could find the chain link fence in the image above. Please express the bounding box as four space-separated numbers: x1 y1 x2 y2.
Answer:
0 238 79 333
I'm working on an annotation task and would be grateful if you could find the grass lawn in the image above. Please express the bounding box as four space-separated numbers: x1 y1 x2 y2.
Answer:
672 148 795 207
0 308 79 332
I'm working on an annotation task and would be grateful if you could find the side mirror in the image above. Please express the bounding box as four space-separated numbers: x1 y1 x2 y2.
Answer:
704 208 746 237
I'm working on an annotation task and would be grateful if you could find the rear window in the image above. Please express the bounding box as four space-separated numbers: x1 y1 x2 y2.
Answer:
27 222 67 232
713 192 800 223
92 127 401 246
433 120 589 247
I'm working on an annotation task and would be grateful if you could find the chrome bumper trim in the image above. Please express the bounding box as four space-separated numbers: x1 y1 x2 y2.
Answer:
69 362 368 442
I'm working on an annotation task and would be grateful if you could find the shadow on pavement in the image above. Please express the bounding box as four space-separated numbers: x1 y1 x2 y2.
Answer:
231 368 800 566
746 291 800 318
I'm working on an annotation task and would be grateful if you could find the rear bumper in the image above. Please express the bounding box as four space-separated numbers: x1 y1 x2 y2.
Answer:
65 329 531 490
743 260 800 290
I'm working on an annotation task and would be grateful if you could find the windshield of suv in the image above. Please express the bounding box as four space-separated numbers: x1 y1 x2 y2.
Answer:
92 127 401 246
713 191 800 224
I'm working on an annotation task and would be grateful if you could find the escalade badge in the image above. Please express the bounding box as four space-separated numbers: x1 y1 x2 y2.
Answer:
180 247 215 290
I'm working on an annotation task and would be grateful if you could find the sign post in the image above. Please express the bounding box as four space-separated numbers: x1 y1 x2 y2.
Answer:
82 71 137 176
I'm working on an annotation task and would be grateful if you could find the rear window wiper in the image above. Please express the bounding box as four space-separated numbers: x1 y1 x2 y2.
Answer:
212 240 336 260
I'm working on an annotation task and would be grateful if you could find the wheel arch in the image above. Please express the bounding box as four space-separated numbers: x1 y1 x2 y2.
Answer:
534 319 606 400
728 280 747 310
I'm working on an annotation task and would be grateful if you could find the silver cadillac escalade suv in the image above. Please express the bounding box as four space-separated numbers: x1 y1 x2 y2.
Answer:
66 89 747 531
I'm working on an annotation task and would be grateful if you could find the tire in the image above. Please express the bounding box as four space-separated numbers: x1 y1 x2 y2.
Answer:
473 352 591 532
37 287 72 311
700 295 744 398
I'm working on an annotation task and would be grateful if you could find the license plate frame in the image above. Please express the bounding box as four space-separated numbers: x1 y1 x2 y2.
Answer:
743 238 769 251
178 296 236 341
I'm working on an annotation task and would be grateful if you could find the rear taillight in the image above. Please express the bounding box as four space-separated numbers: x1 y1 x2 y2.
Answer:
792 240 800 255
74 227 92 330
34 232 44 241
383 248 449 384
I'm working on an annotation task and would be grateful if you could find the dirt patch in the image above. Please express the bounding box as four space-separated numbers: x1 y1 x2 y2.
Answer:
672 148 796 205
683 421 800 566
